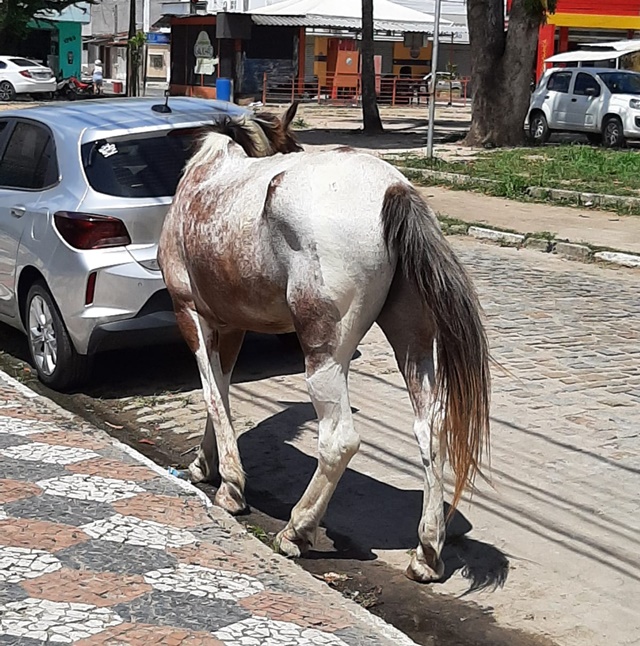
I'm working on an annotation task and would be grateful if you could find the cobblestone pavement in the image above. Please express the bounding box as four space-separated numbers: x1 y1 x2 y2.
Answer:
93 239 640 646
0 372 417 646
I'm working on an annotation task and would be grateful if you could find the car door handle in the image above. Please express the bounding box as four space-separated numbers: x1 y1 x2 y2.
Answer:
571 98 577 102
10 206 26 218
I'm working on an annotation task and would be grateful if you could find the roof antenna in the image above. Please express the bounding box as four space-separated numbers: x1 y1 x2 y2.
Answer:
152 89 172 114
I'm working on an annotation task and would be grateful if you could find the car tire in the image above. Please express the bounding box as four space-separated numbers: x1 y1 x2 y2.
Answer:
40 92 54 101
25 281 90 391
586 133 602 146
529 111 550 145
602 116 625 149
0 81 16 102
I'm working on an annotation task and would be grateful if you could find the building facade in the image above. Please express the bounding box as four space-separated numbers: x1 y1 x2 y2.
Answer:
536 1 640 78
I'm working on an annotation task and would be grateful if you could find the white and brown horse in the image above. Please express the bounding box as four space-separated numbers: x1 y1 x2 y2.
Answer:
158 105 490 582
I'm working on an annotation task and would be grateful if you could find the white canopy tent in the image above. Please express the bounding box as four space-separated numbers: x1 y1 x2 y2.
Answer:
249 0 455 33
545 40 640 70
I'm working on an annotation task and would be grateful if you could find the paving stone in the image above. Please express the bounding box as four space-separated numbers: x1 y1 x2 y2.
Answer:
0 434 32 450
0 582 29 605
74 623 225 645
0 457 68 483
66 457 158 481
0 519 88 552
80 514 197 549
0 598 123 643
4 494 114 527
27 430 108 451
212 617 350 646
143 563 264 601
0 545 62 583
1 442 98 465
22 567 152 607
112 493 211 529
112 590 251 633
56 539 178 575
0 478 42 504
36 474 145 503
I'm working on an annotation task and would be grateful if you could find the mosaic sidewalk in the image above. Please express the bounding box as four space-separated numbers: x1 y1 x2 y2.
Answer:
0 371 416 646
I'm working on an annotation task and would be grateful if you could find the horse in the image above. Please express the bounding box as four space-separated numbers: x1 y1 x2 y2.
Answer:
158 104 491 583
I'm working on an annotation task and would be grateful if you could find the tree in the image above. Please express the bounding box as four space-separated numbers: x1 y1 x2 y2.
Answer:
361 0 383 134
0 0 90 54
465 0 556 147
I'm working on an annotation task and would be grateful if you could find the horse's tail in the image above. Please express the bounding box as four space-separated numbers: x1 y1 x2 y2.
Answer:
381 182 491 510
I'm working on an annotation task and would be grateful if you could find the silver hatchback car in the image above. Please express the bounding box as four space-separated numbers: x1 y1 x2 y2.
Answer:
0 97 248 390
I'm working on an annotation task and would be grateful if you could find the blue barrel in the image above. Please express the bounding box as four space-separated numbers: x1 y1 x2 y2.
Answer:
215 78 233 102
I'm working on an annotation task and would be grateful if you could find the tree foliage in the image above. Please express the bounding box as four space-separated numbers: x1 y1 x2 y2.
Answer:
0 0 92 54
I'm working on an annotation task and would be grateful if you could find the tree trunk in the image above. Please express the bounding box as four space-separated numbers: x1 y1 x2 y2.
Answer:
361 0 383 134
465 0 543 147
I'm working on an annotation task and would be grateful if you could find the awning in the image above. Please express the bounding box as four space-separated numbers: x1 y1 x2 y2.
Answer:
250 0 454 33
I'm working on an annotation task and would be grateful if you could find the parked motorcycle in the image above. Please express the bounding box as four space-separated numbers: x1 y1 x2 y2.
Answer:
56 76 96 100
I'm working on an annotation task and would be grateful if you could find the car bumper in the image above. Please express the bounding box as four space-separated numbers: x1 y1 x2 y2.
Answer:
42 243 176 356
87 292 181 354
14 77 56 95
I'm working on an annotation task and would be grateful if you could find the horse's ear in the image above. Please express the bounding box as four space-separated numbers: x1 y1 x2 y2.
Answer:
282 102 300 129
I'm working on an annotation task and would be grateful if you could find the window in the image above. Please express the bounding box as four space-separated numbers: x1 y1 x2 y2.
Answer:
547 71 572 93
149 54 164 70
9 58 39 67
82 129 200 198
0 122 58 190
598 71 640 95
0 62 6 70
573 73 600 97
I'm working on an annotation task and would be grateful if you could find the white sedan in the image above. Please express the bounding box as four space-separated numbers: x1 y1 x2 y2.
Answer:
0 56 56 101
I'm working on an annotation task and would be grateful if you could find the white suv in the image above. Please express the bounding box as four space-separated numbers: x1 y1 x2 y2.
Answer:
528 67 640 147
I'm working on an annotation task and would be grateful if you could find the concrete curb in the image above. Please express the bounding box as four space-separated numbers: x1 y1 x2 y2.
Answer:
397 166 640 212
437 218 640 269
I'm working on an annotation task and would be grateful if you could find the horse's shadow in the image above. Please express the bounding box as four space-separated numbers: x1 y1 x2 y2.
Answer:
238 402 509 593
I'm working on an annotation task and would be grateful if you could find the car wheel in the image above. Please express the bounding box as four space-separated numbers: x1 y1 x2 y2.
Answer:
602 116 625 148
529 112 550 145
26 282 90 391
0 81 16 102
586 133 602 146
40 92 54 101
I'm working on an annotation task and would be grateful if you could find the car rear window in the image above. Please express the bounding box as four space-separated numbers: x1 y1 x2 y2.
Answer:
10 58 40 67
82 129 202 198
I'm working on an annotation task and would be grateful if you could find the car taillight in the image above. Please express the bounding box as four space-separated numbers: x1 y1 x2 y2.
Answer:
54 211 131 250
19 70 33 78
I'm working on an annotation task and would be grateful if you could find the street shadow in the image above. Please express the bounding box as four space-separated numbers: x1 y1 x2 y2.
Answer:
86 333 308 398
238 401 509 593
297 119 470 151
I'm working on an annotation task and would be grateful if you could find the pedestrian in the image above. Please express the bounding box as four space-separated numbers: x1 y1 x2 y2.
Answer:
92 58 103 95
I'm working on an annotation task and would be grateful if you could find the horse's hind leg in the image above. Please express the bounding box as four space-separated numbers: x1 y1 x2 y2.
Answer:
175 303 246 514
377 279 446 582
274 295 368 557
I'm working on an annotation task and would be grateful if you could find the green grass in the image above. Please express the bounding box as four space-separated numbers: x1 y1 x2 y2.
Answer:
391 145 640 207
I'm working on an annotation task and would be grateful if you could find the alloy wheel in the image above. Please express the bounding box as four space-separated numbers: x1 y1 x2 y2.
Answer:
28 295 58 377
0 82 13 101
605 121 621 147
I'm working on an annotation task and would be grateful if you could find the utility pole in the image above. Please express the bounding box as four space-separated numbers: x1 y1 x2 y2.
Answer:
142 0 149 95
127 0 136 96
426 0 442 158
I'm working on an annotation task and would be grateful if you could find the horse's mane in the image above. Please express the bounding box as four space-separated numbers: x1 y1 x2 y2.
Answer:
184 107 302 175
215 112 303 157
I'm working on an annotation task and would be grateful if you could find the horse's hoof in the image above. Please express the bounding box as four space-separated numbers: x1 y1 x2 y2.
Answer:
273 528 311 558
405 553 445 583
214 482 247 515
188 459 208 484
